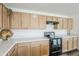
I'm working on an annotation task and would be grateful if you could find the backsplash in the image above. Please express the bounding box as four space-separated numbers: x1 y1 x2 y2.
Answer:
11 29 67 38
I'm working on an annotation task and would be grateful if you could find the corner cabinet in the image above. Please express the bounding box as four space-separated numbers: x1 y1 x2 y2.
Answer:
7 44 18 56
0 4 2 29
0 4 11 29
6 40 49 56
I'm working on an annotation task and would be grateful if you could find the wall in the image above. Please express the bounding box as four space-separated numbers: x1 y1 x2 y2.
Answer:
70 15 79 36
11 29 67 38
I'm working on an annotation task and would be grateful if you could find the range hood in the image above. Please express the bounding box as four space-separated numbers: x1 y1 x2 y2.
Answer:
46 21 59 25
46 21 59 29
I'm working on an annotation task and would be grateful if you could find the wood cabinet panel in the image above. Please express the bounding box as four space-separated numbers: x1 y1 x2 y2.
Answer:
46 16 52 21
18 42 30 56
52 16 58 21
67 18 73 30
30 14 39 29
11 12 22 29
72 37 78 50
68 37 73 51
38 15 46 29
2 5 10 29
7 44 18 56
62 39 68 53
0 4 2 28
62 18 68 29
40 40 49 56
57 17 63 29
21 13 31 29
30 41 41 56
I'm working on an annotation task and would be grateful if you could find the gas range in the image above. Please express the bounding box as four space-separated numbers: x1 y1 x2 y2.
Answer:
44 32 62 56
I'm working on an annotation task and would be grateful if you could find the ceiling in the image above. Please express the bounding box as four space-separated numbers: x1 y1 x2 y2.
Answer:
4 3 79 16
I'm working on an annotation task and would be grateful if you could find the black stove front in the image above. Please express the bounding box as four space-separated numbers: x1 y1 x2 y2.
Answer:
49 37 62 56
44 32 62 56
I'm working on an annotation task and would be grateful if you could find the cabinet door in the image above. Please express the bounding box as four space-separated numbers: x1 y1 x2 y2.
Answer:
57 17 63 29
39 15 46 29
21 13 31 29
30 41 41 56
67 18 73 30
78 37 79 49
72 37 78 50
3 5 10 29
30 14 39 29
68 37 73 51
62 39 68 53
52 16 58 22
0 4 2 28
62 18 68 29
46 16 52 21
11 12 22 29
18 42 30 56
40 40 49 56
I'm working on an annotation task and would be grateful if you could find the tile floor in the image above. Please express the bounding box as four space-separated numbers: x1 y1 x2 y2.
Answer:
61 50 79 56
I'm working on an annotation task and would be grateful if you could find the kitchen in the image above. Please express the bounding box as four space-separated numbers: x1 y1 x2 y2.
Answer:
0 3 79 56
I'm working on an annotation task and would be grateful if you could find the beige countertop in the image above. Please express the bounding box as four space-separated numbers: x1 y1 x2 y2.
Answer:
0 37 48 56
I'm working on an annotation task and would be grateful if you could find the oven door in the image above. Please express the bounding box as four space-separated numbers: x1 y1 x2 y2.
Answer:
52 38 61 51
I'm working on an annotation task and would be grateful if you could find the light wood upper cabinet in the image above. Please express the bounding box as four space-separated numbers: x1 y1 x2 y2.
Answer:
72 37 78 50
52 16 58 21
0 4 10 29
11 12 22 29
57 17 63 29
46 16 52 21
2 5 10 29
18 42 30 56
30 41 41 56
38 15 46 29
21 13 31 29
62 18 68 29
67 18 73 30
0 4 2 28
40 40 49 56
30 14 39 29
62 38 68 53
68 37 73 51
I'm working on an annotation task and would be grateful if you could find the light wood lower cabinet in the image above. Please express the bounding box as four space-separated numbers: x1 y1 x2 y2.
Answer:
68 37 73 51
6 40 49 56
40 40 49 56
30 40 49 56
7 44 18 56
18 42 30 56
72 37 78 50
30 41 41 56
62 39 68 53
62 37 78 53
